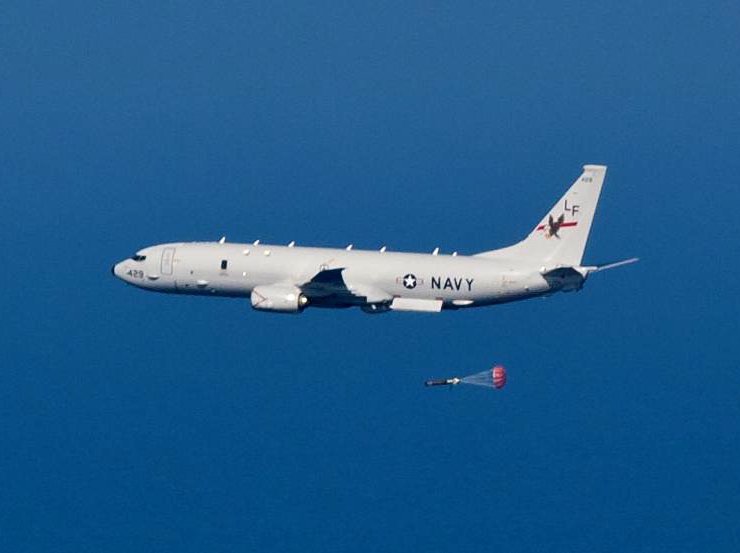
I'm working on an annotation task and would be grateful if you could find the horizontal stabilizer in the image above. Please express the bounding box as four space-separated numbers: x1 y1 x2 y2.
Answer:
583 257 639 273
540 257 637 292
541 266 584 279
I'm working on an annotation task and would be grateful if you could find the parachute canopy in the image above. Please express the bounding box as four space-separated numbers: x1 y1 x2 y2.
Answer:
493 365 506 389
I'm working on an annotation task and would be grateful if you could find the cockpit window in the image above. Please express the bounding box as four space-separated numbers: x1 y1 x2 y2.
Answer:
130 255 147 262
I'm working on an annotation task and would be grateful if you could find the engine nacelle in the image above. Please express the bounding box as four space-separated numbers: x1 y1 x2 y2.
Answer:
251 284 308 313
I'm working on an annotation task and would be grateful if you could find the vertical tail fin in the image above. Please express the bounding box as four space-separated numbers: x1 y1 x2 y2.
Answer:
476 165 606 265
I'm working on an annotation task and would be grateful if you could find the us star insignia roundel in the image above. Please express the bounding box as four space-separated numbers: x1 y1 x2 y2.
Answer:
402 274 417 289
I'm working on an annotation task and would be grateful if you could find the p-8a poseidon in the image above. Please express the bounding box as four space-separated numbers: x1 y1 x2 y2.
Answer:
112 165 637 314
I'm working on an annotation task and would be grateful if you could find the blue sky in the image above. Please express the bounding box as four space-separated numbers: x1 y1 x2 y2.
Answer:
2 2 739 551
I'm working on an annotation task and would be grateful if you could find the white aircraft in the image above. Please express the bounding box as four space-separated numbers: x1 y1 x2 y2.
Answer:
112 164 637 314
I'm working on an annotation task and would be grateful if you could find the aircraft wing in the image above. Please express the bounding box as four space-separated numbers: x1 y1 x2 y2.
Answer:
299 268 391 307
301 268 348 296
299 268 442 312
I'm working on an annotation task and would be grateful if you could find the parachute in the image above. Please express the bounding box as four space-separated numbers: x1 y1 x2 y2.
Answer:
461 365 507 389
425 364 507 390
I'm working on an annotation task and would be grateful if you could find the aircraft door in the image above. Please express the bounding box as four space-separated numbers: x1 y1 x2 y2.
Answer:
161 247 175 276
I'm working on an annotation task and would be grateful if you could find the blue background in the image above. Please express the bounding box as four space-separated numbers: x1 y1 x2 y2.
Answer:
2 2 739 551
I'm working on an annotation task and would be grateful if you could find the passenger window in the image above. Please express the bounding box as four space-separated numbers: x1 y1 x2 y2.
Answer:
221 260 228 270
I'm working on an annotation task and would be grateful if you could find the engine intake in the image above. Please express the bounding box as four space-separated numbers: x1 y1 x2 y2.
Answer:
251 284 308 313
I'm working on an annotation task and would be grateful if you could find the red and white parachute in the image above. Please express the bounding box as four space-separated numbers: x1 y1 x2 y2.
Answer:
459 365 507 389
492 365 507 389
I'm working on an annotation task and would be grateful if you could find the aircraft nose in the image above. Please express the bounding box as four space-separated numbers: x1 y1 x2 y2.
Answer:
111 261 123 280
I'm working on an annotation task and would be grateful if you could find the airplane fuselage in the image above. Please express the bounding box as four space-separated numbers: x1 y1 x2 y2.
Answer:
111 241 573 313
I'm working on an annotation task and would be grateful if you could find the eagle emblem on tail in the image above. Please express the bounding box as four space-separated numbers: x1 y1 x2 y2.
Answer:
544 213 565 239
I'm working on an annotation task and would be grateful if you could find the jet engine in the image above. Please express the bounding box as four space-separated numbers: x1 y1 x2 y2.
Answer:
251 284 308 313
